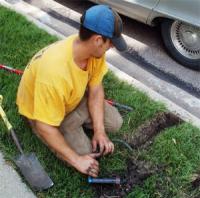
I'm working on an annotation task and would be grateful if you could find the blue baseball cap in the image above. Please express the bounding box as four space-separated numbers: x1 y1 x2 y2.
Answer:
81 5 127 51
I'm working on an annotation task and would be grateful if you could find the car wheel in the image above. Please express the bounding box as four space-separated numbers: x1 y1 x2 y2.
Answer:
161 19 200 70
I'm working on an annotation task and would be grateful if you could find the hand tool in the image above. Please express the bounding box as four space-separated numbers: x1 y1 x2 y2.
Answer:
106 99 133 112
0 95 54 191
0 64 23 75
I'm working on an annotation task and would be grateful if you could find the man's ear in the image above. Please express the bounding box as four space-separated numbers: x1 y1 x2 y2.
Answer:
93 35 103 47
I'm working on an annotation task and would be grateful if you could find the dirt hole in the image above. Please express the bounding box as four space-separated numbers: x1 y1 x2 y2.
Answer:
125 112 183 149
92 158 163 198
92 112 182 197
192 176 200 188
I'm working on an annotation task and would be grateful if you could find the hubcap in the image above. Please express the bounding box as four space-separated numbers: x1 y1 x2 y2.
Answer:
171 21 200 60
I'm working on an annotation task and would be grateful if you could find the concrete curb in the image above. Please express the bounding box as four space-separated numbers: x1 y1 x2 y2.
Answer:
0 152 36 198
0 0 200 129
108 64 200 128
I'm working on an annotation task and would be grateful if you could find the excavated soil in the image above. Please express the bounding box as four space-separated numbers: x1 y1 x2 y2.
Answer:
125 112 183 149
92 159 160 198
192 176 200 188
92 112 182 197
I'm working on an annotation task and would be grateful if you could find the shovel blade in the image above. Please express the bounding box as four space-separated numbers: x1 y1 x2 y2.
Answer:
14 153 54 191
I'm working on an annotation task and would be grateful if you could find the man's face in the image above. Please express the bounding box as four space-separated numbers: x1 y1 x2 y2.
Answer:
91 36 113 58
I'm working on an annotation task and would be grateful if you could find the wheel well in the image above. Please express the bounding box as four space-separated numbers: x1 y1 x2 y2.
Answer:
151 17 168 26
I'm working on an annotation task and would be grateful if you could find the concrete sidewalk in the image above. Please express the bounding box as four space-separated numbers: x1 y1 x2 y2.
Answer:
0 152 36 198
0 0 200 197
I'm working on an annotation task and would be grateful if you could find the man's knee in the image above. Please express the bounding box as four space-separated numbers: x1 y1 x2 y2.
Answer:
104 103 123 133
115 113 123 132
109 113 123 132
61 126 92 155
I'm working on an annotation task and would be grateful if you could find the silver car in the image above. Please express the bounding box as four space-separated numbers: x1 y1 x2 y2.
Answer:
89 0 200 70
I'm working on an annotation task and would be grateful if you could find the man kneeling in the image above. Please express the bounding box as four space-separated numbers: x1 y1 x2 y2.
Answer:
16 5 127 177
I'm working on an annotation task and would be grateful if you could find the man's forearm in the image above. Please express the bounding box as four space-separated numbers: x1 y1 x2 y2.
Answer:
88 85 114 155
33 120 100 177
35 121 79 166
88 85 105 133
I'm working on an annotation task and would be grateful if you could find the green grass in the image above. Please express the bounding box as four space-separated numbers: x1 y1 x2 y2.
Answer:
1 6 200 198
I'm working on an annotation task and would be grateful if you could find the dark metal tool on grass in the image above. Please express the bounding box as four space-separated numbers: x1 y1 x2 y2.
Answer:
106 99 133 112
0 95 54 191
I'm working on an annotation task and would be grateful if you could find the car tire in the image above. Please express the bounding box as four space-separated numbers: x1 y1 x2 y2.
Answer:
161 19 200 70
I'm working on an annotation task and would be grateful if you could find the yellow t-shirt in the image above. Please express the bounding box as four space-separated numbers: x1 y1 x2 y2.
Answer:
16 34 108 126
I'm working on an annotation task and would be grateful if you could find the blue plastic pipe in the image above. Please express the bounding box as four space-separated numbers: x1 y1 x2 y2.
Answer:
88 176 121 184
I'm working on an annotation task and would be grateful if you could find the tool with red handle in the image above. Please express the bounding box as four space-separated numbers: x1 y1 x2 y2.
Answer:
106 99 133 112
0 64 23 75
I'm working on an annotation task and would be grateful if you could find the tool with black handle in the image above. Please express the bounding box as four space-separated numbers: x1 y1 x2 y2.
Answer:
106 99 133 112
0 95 54 191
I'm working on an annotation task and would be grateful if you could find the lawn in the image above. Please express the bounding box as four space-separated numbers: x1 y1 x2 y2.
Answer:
1 6 200 198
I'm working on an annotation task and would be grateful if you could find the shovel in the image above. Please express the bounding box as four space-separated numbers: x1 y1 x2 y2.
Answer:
0 95 54 191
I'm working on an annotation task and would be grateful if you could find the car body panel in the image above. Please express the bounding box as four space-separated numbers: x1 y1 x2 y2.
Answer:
151 0 200 27
89 0 200 28
91 0 159 24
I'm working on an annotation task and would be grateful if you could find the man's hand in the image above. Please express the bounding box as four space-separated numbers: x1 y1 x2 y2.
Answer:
92 132 114 155
88 84 115 155
74 153 101 177
33 121 100 177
